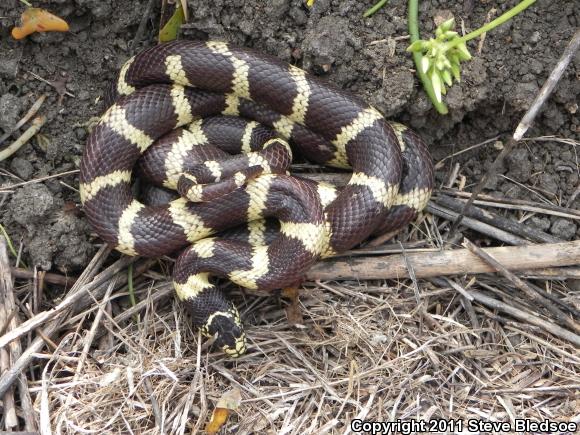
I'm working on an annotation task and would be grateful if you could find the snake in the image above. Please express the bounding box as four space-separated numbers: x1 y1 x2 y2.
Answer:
79 40 434 357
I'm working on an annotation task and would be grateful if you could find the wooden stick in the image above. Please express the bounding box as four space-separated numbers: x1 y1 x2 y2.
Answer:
441 189 580 219
468 291 580 347
305 240 580 281
434 195 561 244
10 267 76 288
0 116 47 162
427 202 529 245
0 239 18 429
463 238 580 335
520 267 580 280
0 94 47 147
0 238 38 432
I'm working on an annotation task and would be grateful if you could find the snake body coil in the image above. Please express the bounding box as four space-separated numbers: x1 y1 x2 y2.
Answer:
80 40 434 356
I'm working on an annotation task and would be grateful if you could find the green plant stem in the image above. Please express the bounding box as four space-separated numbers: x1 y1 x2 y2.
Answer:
408 0 448 114
447 0 536 49
18 0 32 7
363 0 389 18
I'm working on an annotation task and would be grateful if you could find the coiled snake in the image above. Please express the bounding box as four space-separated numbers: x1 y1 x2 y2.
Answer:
79 40 434 357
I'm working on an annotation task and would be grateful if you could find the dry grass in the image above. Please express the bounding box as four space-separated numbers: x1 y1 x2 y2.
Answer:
28 270 579 433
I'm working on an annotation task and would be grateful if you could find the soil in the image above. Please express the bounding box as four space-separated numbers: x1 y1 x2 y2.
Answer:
0 0 578 272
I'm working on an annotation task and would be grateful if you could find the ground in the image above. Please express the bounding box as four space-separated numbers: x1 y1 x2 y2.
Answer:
0 0 578 433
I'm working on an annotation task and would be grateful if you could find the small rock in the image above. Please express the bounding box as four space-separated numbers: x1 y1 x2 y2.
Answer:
528 216 550 232
9 157 34 180
77 90 91 101
529 31 541 44
370 333 388 346
550 218 577 240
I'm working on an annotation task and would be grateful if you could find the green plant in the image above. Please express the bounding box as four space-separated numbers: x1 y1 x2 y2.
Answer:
363 0 389 18
407 0 537 114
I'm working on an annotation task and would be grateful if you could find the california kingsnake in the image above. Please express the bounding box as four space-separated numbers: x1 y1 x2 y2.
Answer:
79 40 434 357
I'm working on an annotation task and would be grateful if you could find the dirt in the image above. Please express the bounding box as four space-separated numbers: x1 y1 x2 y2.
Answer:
0 0 578 271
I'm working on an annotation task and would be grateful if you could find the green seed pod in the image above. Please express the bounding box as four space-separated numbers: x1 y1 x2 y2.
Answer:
406 40 425 53
441 18 455 32
421 56 431 74
451 63 461 82
431 69 442 103
441 69 453 86
456 42 472 61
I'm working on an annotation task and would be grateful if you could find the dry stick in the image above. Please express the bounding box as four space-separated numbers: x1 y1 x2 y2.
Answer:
0 239 18 429
463 238 580 335
434 195 561 244
448 29 580 238
143 377 164 433
0 169 80 194
520 267 580 280
0 116 47 162
442 189 580 220
0 94 47 147
9 267 76 288
468 290 580 347
427 202 529 246
0 238 37 431
305 240 580 281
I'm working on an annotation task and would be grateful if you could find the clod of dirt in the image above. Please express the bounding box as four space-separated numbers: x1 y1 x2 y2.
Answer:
7 184 93 270
0 42 22 79
302 16 355 73
527 216 551 232
505 148 532 182
10 184 61 226
9 157 34 180
537 173 559 195
51 213 94 271
549 218 577 240
509 81 540 110
0 93 23 132
371 66 415 117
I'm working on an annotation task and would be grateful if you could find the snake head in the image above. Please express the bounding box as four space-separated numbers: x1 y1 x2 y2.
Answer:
204 310 247 357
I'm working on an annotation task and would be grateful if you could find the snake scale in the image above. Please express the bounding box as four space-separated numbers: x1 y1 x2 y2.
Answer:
79 40 434 356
